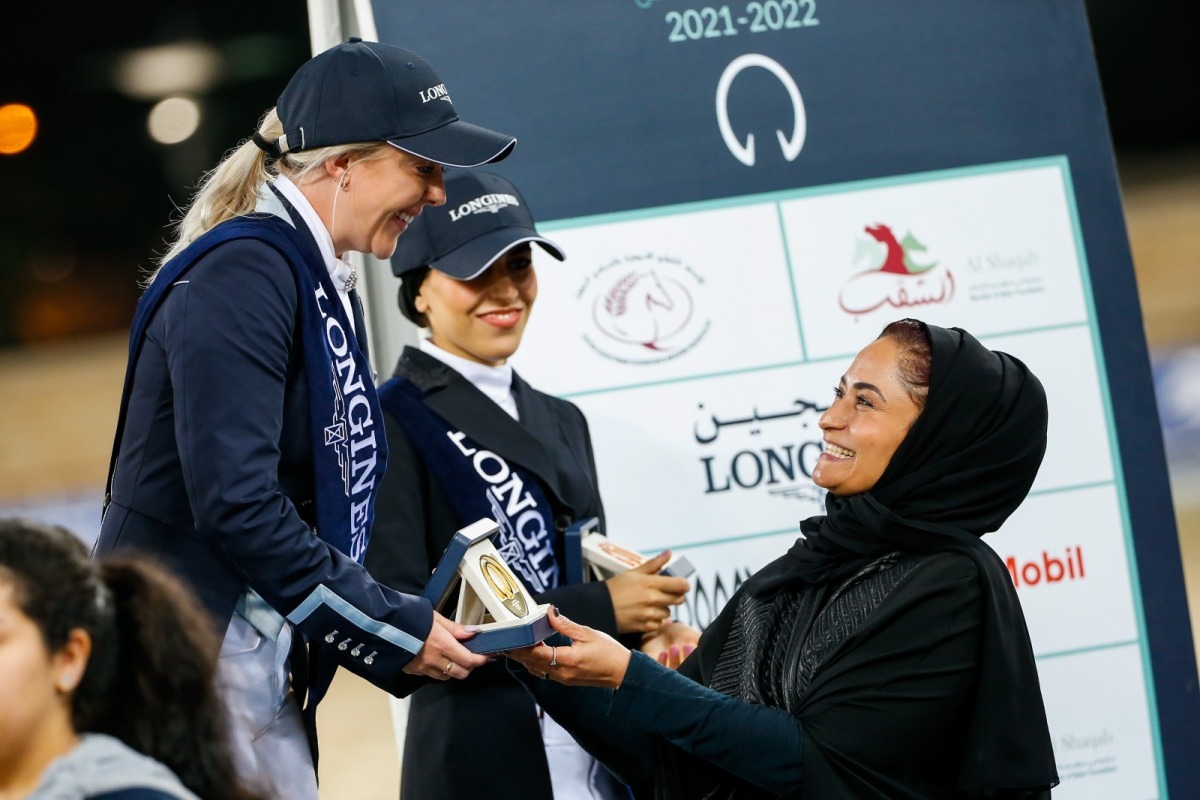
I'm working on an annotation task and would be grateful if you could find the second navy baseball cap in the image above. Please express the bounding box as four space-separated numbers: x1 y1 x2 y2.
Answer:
391 170 565 280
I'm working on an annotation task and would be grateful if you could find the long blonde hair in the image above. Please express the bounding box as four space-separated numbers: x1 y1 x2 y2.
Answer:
149 107 390 282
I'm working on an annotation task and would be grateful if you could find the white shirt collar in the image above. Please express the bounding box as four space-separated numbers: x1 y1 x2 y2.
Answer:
265 175 355 294
419 338 518 420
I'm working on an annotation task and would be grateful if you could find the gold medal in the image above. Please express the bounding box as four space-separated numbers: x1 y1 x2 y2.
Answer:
479 553 529 617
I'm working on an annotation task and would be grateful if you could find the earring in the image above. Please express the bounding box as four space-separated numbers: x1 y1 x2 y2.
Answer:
56 669 81 694
338 160 356 192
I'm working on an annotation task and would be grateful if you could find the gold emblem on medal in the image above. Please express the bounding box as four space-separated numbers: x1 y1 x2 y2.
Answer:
479 554 529 617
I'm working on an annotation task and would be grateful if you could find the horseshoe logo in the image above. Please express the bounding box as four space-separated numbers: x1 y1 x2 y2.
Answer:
479 553 529 617
716 54 806 167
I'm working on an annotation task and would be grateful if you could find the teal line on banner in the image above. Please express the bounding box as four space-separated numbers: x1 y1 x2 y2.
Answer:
646 478 1123 553
974 320 1093 342
561 321 1091 400
775 201 808 362
539 156 1071 233
1036 639 1141 662
647 527 799 554
561 358 821 399
1027 480 1114 498
1060 157 1168 786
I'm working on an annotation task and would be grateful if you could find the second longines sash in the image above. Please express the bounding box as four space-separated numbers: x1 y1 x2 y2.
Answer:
377 379 560 592
105 213 387 565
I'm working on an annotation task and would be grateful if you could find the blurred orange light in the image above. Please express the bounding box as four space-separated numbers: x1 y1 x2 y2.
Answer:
0 103 38 154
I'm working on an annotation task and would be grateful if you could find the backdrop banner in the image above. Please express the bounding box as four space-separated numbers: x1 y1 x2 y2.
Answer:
366 2 1199 795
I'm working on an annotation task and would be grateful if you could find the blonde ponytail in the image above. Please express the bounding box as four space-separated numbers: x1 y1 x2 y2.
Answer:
148 107 391 283
151 109 283 277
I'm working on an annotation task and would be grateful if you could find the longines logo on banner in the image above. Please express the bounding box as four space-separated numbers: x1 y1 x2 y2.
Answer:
716 54 806 167
577 251 710 364
694 396 827 505
838 223 955 317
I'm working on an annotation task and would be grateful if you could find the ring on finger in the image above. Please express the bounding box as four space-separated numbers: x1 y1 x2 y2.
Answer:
549 646 558 668
442 659 454 675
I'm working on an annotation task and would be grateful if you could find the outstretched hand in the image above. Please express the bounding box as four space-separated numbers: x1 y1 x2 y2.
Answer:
506 607 632 689
402 611 490 681
605 549 691 634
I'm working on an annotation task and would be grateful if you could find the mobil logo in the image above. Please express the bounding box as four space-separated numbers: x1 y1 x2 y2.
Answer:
1005 546 1086 588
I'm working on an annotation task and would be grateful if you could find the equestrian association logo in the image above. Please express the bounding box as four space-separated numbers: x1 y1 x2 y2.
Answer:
580 252 710 364
838 224 955 316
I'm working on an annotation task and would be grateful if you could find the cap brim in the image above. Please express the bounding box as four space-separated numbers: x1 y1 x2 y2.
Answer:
429 227 565 280
389 120 516 168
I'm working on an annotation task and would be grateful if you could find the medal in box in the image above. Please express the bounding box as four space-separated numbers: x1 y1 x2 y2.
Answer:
421 517 554 654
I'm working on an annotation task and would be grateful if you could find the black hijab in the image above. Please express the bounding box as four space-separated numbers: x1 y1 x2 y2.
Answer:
731 322 1058 794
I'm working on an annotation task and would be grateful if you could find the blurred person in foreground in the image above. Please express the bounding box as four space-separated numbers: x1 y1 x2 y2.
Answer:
0 517 260 800
93 37 516 798
508 320 1059 799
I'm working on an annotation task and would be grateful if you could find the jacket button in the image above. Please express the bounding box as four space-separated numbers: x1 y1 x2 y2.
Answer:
324 630 339 643
364 651 377 666
338 638 351 651
351 644 363 657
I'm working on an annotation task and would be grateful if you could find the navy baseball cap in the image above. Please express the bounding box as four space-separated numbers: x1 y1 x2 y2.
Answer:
391 170 565 280
269 38 515 168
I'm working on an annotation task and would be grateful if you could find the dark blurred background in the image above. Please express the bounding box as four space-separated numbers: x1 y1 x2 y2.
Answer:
0 1 311 344
0 1 1197 348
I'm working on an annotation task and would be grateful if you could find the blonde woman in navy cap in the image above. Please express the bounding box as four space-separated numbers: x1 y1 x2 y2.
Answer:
94 38 515 799
366 170 698 800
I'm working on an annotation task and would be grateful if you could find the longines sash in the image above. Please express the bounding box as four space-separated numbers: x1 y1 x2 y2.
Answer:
377 378 560 592
104 213 387 564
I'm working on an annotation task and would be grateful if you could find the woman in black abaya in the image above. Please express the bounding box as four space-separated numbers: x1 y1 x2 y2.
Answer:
507 319 1060 799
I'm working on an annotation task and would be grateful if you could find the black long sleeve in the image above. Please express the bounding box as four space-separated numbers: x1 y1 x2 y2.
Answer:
516 650 804 796
511 658 657 789
608 651 804 795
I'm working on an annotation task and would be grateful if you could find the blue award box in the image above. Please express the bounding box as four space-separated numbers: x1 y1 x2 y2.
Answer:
421 517 554 654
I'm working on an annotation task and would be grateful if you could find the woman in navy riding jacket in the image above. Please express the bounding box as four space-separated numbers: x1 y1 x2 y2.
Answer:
93 38 517 798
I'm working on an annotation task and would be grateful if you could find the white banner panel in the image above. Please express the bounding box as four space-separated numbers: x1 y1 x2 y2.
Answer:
1040 645 1160 798
512 158 1163 796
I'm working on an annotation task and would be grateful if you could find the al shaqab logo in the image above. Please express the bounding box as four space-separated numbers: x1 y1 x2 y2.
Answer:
838 224 955 316
716 54 806 167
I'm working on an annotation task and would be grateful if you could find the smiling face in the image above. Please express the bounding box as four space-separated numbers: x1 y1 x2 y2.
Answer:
326 147 447 260
416 244 537 366
812 336 923 496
